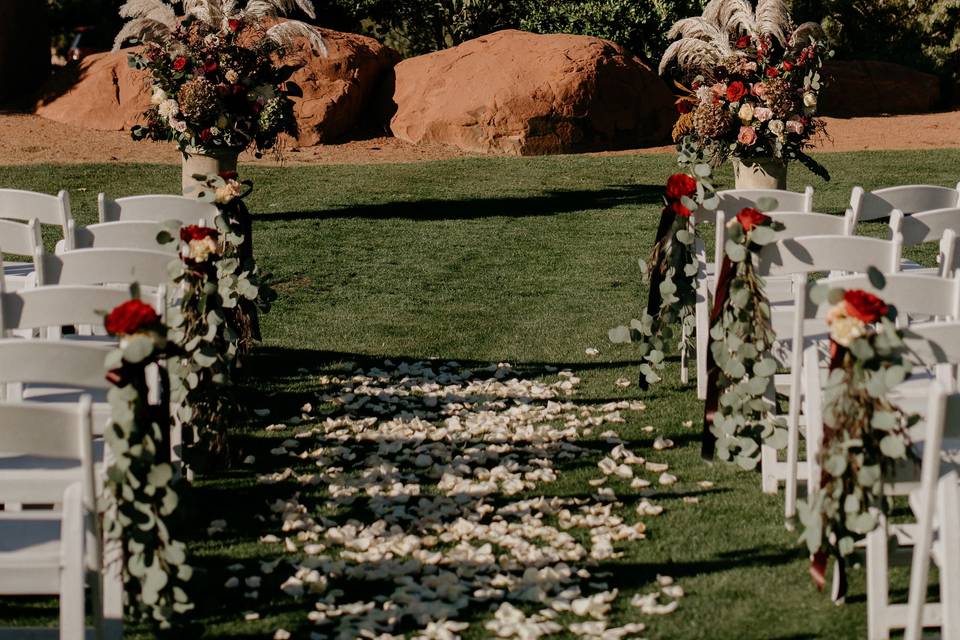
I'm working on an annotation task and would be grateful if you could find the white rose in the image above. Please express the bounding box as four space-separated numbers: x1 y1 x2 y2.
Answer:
829 315 867 347
150 87 167 105
171 119 188 133
224 69 239 84
803 91 818 108
786 118 804 135
215 180 243 205
187 236 219 263
768 119 784 138
738 102 755 123
209 126 220 136
754 106 773 122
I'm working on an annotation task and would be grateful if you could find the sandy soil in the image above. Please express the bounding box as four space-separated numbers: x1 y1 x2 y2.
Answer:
0 111 958 166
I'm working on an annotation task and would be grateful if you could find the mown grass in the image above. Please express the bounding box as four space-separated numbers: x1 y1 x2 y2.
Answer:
0 149 957 639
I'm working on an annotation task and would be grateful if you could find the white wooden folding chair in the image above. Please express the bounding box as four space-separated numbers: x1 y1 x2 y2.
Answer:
0 188 73 240
0 218 43 292
0 397 103 640
61 220 180 253
905 387 960 640
34 247 175 291
851 183 960 223
98 193 217 226
754 235 903 504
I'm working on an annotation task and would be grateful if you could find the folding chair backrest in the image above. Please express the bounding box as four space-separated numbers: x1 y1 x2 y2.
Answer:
36 248 174 288
800 273 960 323
99 193 216 226
889 207 960 247
902 322 960 368
0 218 42 257
852 183 960 222
693 187 814 226
712 211 854 267
0 339 111 389
0 188 71 231
757 234 902 277
65 220 178 253
0 284 162 335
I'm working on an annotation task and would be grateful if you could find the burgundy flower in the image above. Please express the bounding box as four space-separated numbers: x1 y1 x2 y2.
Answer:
172 56 188 71
736 207 770 231
726 81 748 103
666 201 692 218
735 35 751 49
782 60 794 71
203 57 218 74
105 300 160 336
665 173 697 201
179 225 219 243
843 290 890 323
228 18 241 32
765 66 780 78
200 128 213 143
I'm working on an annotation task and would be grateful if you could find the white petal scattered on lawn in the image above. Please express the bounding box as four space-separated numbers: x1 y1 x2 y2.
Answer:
265 423 287 432
614 377 631 388
585 347 600 356
273 630 291 640
653 436 674 451
224 577 240 589
254 408 271 417
658 472 678 486
207 519 227 536
682 420 694 428
246 360 685 638
683 496 700 504
242 455 256 464
698 480 715 489
243 611 260 621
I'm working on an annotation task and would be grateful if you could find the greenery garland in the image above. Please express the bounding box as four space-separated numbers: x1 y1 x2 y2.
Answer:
797 282 918 597
609 160 718 387
165 173 275 466
102 294 193 627
706 208 789 468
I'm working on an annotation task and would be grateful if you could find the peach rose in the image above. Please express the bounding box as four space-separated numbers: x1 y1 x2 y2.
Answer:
737 126 757 146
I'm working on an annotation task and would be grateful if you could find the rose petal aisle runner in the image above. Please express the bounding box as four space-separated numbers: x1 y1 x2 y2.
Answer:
223 361 688 639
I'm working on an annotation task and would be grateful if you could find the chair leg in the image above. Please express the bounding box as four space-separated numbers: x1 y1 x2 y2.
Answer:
61 487 86 640
867 515 892 640
102 531 124 640
90 569 105 640
696 284 710 401
760 445 779 494
939 477 960 639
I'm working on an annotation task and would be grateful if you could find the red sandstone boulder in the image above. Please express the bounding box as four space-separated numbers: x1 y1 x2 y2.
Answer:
820 60 941 116
281 28 399 145
36 50 150 131
388 30 675 156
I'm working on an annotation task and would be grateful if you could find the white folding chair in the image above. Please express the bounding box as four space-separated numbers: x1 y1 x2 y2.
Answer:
851 183 960 223
754 235 903 504
0 188 73 240
0 397 103 640
905 388 960 640
35 247 174 291
98 193 217 226
0 218 42 291
61 220 180 253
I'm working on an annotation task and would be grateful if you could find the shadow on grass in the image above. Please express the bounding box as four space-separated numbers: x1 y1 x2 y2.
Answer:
257 184 663 222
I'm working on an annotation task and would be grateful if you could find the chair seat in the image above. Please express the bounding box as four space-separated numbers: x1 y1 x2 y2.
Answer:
0 439 105 504
3 262 35 291
21 386 110 433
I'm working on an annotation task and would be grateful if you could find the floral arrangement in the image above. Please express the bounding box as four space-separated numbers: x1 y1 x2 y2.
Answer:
796 282 917 600
705 207 788 466
610 165 717 387
118 0 325 156
661 0 833 178
102 295 193 627
161 174 273 465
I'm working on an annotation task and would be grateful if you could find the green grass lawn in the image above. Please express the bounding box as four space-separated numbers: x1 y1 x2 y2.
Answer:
0 150 957 639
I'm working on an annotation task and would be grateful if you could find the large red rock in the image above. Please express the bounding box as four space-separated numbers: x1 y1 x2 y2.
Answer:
388 30 675 156
36 49 151 131
280 28 399 144
819 60 941 116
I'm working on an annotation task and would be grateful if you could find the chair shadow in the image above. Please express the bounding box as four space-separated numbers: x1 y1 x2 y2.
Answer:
256 184 664 222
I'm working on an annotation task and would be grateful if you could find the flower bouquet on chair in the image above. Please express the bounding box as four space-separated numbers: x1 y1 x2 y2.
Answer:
115 0 325 191
661 0 833 187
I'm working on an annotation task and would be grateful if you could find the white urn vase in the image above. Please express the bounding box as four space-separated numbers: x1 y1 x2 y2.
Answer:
732 157 788 190
181 147 241 195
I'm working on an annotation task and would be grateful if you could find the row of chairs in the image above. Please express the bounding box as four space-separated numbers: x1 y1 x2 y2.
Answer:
688 182 960 639
0 191 212 639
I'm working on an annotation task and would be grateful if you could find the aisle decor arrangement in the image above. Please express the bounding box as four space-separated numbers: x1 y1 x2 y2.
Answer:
102 295 193 627
701 207 787 465
115 0 325 187
796 281 918 601
609 166 717 388
660 0 833 187
161 173 273 465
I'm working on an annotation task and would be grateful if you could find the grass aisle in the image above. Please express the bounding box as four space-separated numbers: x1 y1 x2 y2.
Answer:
0 150 956 638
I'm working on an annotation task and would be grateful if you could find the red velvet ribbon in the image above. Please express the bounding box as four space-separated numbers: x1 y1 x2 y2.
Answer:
700 255 737 459
811 340 849 600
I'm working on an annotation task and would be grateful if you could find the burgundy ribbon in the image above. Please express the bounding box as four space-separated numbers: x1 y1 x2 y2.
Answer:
638 207 680 391
700 255 737 459
811 341 849 600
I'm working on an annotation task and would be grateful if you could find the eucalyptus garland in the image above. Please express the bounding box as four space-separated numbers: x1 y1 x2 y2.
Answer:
102 295 193 627
797 283 918 599
609 160 718 387
705 208 789 467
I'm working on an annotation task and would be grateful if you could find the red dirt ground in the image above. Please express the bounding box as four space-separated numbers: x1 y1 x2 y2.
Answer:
0 111 958 166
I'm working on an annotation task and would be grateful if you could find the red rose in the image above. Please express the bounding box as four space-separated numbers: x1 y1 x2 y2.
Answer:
675 99 693 115
200 128 213 143
105 300 160 336
666 201 692 218
172 56 188 71
726 81 748 103
765 66 780 78
203 57 218 74
665 173 697 201
736 207 770 231
218 170 238 180
843 290 890 323
179 225 219 243
782 60 794 71
228 18 241 32
735 35 751 49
